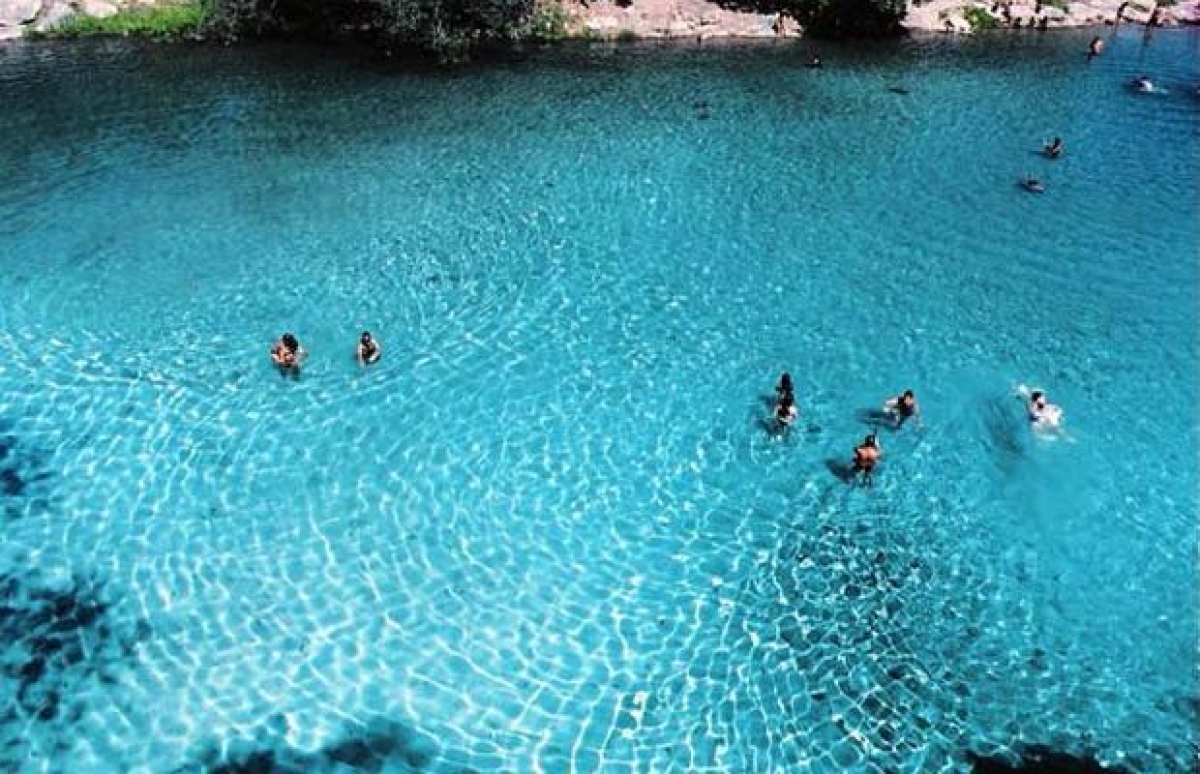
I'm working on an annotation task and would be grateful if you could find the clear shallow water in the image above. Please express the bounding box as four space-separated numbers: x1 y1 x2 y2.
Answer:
0 28 1197 774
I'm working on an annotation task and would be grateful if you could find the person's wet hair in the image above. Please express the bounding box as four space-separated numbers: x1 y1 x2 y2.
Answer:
282 333 298 351
361 331 373 345
1030 391 1043 402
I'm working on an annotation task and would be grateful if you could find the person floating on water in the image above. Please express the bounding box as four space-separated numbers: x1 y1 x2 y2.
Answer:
356 331 381 365
774 392 799 431
1021 176 1045 194
1132 75 1155 93
271 332 307 375
1044 136 1063 159
1023 388 1064 434
883 389 922 429
1087 36 1104 60
852 433 882 487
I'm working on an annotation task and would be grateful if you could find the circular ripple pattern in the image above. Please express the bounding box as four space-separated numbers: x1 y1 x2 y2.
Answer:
0 31 1197 774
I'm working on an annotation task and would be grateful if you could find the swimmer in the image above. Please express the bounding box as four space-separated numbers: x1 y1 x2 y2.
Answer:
270 332 307 374
806 54 822 69
852 433 882 487
1132 75 1155 93
1043 136 1063 159
1025 389 1064 433
774 392 799 430
776 371 795 401
1021 177 1045 194
1087 36 1104 59
356 331 381 365
883 389 922 429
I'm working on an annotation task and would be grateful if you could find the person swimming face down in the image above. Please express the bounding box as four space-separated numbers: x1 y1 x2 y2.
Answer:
775 392 798 427
777 371 794 398
1028 390 1048 419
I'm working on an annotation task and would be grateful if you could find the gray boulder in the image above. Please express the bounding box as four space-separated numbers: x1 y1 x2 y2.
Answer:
0 0 44 39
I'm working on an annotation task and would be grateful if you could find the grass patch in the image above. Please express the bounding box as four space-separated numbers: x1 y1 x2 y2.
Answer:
31 2 205 39
963 7 999 29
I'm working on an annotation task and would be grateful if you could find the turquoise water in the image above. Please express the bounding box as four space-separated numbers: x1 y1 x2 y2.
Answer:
0 28 1197 774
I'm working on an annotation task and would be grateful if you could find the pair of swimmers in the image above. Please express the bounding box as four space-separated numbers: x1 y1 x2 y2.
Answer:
270 331 381 375
851 389 920 486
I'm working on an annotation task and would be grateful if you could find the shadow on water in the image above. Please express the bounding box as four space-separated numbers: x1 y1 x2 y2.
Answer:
0 569 151 769
980 395 1026 476
855 407 897 430
0 419 56 519
966 746 1130 773
184 718 441 774
824 457 859 484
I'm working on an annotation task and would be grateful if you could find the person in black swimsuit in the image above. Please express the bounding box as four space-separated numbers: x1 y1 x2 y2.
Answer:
356 331 382 365
886 389 922 429
774 392 799 431
776 371 794 401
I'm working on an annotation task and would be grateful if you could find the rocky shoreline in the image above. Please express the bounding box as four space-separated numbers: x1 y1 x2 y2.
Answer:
1 0 124 40
2 0 1197 42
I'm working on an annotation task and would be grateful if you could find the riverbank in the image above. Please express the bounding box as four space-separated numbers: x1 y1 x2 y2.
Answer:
555 0 1198 38
0 0 201 41
2 0 1197 43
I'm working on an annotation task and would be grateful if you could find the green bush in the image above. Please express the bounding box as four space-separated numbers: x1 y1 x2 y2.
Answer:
963 6 999 29
525 0 570 40
32 2 205 38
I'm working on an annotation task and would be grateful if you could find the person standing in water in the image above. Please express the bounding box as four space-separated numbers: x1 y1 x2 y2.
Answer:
356 331 382 365
884 390 922 429
271 332 307 376
852 433 882 487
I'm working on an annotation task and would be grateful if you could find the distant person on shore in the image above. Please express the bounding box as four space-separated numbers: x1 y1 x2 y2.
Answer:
1088 36 1104 59
883 390 922 429
1044 136 1063 158
356 331 381 365
271 332 307 375
852 433 881 486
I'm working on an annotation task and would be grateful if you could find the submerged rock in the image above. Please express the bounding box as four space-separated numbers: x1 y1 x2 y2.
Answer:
967 746 1130 773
